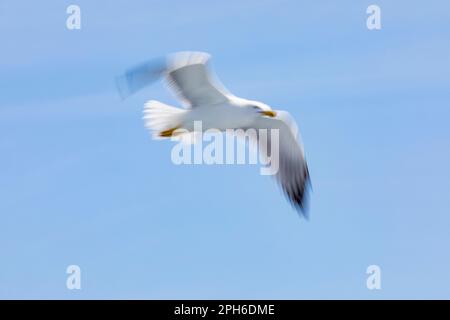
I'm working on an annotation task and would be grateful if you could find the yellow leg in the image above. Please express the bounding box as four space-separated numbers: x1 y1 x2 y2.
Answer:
159 127 179 137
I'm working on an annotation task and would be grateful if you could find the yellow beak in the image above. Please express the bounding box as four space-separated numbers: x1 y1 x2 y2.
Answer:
260 110 277 118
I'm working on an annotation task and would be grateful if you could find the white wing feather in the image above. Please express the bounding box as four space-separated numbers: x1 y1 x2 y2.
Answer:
116 52 231 107
165 52 230 107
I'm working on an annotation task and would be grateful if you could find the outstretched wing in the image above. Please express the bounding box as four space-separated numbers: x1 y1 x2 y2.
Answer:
116 52 231 107
164 52 230 107
251 111 311 217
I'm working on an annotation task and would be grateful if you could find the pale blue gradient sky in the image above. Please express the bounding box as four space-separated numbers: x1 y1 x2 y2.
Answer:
1 0 450 299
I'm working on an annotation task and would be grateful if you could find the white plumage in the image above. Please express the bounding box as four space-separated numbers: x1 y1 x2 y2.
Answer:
117 52 311 216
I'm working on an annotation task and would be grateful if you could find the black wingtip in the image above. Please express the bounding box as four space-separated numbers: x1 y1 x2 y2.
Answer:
292 193 310 220
288 164 311 220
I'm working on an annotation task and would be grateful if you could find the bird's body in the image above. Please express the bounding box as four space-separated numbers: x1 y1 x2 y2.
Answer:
181 102 256 131
117 52 311 217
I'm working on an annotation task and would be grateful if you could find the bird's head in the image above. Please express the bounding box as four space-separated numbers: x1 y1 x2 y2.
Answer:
247 101 277 118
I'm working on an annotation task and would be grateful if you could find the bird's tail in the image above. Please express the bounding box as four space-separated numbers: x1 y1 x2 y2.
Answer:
143 100 186 139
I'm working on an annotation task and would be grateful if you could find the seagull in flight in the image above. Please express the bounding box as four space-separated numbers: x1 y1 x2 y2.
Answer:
116 52 311 217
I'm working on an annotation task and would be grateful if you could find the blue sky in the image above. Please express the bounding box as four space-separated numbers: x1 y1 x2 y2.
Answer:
1 0 450 299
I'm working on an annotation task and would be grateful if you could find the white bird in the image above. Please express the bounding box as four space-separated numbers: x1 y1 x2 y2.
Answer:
117 52 311 216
